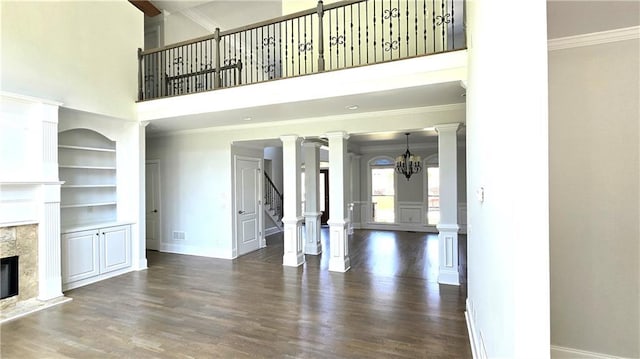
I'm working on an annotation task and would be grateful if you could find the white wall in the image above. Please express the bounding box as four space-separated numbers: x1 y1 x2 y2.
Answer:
146 132 233 258
162 12 211 45
1 0 142 120
466 0 550 357
549 38 640 358
264 146 284 192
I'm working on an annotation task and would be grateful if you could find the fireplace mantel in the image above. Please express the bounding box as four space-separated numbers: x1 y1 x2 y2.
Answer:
1 92 64 303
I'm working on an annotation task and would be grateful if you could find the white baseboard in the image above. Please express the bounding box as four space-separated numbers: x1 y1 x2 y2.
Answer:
160 243 233 259
551 346 630 359
264 226 281 237
465 298 484 359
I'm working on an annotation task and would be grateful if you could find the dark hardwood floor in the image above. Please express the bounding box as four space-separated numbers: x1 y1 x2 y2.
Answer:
1 229 471 358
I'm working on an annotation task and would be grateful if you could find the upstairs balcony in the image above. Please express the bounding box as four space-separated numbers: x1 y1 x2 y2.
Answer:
138 0 465 102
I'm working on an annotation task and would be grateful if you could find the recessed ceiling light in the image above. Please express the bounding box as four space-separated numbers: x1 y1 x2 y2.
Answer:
243 117 252 121
346 105 359 110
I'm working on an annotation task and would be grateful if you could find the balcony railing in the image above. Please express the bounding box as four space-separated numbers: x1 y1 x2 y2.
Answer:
138 0 465 101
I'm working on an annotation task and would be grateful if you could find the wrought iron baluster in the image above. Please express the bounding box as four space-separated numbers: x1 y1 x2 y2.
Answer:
432 0 436 52
441 0 445 51
350 4 354 67
304 15 307 74
285 21 288 77
342 6 346 67
451 0 455 49
328 11 332 70
373 0 377 63
279 23 283 76
365 1 369 64
357 2 362 66
291 19 295 75
310 16 314 73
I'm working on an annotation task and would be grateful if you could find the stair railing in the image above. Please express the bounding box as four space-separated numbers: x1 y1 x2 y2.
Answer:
138 0 465 101
264 172 283 222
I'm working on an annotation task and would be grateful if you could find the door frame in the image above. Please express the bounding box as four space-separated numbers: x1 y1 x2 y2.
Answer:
145 160 162 251
232 155 264 258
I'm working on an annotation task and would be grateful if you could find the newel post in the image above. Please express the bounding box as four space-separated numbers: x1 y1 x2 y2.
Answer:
137 48 144 101
214 28 222 89
316 0 325 72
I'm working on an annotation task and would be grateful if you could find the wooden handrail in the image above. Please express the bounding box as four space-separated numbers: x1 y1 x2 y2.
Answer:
140 0 366 56
264 172 283 200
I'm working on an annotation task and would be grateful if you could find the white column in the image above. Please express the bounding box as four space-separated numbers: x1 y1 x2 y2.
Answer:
435 123 460 286
137 122 149 270
326 131 351 272
303 141 322 255
280 135 304 267
39 102 63 300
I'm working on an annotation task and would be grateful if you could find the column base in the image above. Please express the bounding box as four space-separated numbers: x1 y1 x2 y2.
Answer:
282 216 305 267
437 223 460 286
304 212 322 255
328 219 351 272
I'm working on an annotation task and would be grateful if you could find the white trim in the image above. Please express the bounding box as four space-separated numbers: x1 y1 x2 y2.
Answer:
548 26 640 51
0 91 63 106
551 346 630 359
465 311 479 359
264 226 281 237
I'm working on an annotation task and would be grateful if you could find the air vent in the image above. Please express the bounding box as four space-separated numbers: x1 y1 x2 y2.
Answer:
172 231 185 241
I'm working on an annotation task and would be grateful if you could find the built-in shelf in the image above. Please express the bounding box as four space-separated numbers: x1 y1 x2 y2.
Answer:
59 165 116 170
60 202 117 209
62 184 116 188
58 145 116 153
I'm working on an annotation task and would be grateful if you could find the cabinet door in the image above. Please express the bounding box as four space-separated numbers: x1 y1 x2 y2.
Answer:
100 225 131 274
62 229 100 284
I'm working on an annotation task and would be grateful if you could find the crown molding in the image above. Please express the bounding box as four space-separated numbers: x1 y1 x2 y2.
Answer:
548 26 640 51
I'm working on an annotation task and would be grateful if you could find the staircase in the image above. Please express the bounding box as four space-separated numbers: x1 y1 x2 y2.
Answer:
264 172 283 235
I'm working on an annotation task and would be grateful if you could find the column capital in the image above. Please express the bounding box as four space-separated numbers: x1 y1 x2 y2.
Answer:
325 131 350 140
435 123 461 133
302 140 323 149
348 152 362 159
280 134 300 143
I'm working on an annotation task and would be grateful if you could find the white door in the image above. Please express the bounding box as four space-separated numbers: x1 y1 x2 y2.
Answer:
145 161 161 250
235 157 261 256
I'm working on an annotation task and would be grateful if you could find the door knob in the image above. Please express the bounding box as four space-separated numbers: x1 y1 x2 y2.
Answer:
238 210 245 214
152 209 158 213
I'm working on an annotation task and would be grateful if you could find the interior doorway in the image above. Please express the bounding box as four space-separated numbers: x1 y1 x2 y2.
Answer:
320 169 329 225
235 156 262 256
145 160 161 251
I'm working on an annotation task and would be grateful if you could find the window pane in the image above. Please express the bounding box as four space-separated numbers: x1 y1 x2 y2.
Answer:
373 195 394 223
427 167 439 196
371 168 395 196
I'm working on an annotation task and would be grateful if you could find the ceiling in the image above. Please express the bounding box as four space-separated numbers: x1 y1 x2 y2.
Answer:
146 81 466 135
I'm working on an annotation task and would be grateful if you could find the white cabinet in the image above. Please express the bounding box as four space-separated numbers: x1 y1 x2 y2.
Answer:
61 229 100 283
101 225 131 273
62 224 131 290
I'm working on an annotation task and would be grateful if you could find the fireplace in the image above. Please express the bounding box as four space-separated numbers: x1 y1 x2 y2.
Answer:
0 225 38 312
1 256 18 299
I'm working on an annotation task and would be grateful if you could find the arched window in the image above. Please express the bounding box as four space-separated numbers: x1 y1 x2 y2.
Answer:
368 156 396 223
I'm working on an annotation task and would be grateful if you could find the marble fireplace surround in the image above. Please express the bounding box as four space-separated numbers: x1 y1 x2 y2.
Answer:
0 224 39 311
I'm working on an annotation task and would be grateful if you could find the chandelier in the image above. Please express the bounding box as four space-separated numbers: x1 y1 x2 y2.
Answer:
395 133 422 180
